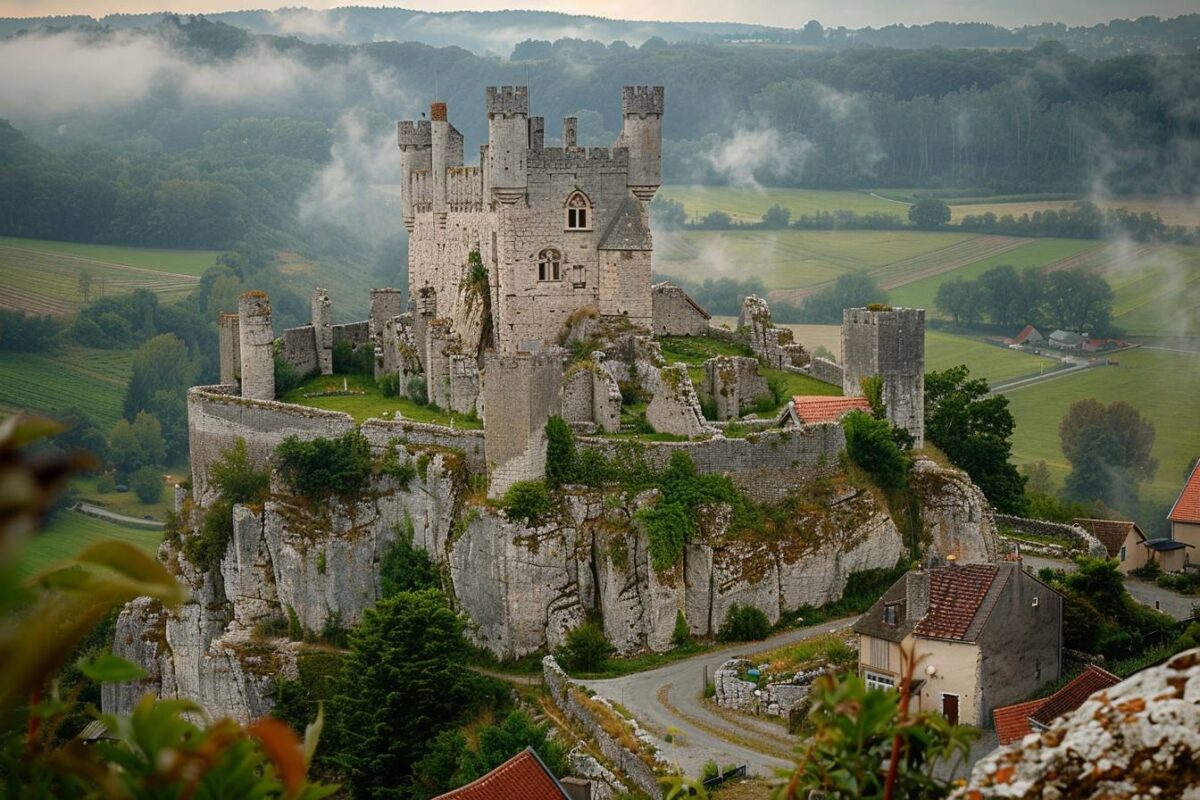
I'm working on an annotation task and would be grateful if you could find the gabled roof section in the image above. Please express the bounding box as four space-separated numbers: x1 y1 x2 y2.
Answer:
913 564 1001 642
1012 324 1042 344
852 576 915 644
1168 459 1200 524
992 665 1121 744
434 748 570 800
781 396 872 426
1029 665 1121 726
1074 518 1145 558
598 196 652 251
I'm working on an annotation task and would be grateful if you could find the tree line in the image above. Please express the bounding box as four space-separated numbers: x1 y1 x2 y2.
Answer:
935 265 1114 333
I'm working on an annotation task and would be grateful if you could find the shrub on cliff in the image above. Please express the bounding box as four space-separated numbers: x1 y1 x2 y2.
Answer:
502 480 553 524
544 416 576 489
380 519 439 597
209 437 269 504
275 431 373 501
841 410 909 492
560 622 615 672
718 604 772 642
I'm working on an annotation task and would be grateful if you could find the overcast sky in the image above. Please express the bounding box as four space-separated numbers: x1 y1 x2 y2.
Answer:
0 0 1193 28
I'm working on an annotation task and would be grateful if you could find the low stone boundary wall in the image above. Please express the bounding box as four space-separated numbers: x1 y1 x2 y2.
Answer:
995 514 1107 559
543 657 663 800
713 657 823 717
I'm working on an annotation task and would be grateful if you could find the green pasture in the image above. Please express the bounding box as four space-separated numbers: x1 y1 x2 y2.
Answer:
0 346 132 429
654 229 970 290
924 331 1059 387
16 510 162 579
1104 245 1200 338
886 238 1096 310
281 373 483 428
0 236 219 276
1004 348 1200 510
0 237 209 316
658 185 907 222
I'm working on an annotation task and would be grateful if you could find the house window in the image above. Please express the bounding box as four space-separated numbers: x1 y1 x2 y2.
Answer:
882 603 899 626
869 637 890 670
864 671 895 692
537 248 561 282
572 264 586 288
1119 546 1127 562
565 191 592 231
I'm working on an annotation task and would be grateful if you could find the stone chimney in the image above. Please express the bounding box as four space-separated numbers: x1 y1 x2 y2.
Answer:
906 570 930 623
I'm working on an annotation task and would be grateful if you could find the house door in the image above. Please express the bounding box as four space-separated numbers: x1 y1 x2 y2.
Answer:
941 694 959 725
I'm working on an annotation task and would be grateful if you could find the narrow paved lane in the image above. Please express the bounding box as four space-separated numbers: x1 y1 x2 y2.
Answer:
75 502 164 529
1021 554 1195 621
579 617 860 777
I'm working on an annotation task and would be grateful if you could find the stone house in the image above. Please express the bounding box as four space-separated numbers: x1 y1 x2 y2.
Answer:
1168 460 1200 563
853 562 1063 727
1073 518 1150 574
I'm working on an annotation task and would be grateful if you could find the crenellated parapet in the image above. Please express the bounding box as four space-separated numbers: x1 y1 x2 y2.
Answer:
485 85 529 118
622 85 665 118
396 119 432 149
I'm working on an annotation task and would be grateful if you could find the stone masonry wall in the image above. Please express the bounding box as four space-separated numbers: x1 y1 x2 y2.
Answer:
484 350 564 497
281 325 318 377
804 356 844 387
994 513 1107 558
650 281 710 337
842 307 925 448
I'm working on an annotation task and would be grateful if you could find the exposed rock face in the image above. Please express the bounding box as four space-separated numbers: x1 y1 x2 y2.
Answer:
956 648 1200 799
910 458 999 564
107 455 996 724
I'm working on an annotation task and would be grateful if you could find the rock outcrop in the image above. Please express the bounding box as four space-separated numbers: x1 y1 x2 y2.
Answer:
910 458 999 564
956 648 1200 799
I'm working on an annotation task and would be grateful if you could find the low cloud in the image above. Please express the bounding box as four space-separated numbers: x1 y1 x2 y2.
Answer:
702 127 814 188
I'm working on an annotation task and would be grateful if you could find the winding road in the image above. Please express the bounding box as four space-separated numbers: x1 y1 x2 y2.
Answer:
578 617 860 777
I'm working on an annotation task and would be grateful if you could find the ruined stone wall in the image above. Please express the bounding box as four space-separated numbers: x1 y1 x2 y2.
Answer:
646 363 710 438
369 288 404 340
577 424 845 504
332 321 370 349
842 307 925 447
804 356 844 387
311 289 332 375
187 386 356 502
483 350 564 497
994 514 1107 558
237 292 275 401
281 325 318 377
703 356 769 421
650 281 710 336
217 313 240 385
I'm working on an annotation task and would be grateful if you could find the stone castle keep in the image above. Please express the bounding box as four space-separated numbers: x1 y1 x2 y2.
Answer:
109 84 978 727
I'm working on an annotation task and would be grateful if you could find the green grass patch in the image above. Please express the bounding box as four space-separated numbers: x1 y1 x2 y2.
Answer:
0 346 132 429
16 510 162 579
658 185 907 223
1004 348 1200 511
887 237 1095 310
925 331 1059 387
280 373 483 428
654 229 971 290
658 335 754 364
0 237 210 316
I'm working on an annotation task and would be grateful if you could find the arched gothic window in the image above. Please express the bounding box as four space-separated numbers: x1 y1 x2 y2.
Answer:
564 190 592 231
538 248 562 282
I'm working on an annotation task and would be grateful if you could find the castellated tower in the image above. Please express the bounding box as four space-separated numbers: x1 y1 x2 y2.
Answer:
237 291 275 401
841 307 925 447
397 84 664 355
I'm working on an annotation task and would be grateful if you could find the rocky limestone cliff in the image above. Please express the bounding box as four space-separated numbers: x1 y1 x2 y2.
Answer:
956 648 1200 799
106 454 996 723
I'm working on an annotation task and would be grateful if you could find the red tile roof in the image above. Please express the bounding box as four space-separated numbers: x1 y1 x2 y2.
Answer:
1168 460 1200 524
1029 665 1120 726
1012 324 1040 344
1073 518 1144 558
433 749 569 800
789 395 873 425
993 699 1044 745
991 665 1121 743
913 564 999 641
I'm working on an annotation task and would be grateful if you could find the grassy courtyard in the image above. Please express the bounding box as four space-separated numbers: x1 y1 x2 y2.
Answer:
280 373 483 429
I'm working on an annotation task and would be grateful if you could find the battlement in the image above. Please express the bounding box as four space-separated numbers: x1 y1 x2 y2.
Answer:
445 166 484 207
486 85 529 117
622 85 664 117
397 119 432 148
528 146 630 170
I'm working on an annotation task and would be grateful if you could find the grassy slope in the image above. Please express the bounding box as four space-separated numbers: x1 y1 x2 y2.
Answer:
17 510 162 579
0 346 133 429
1103 245 1200 339
0 236 219 275
654 229 971 289
280 373 483 428
887 238 1096 309
1004 348 1200 509
658 185 907 222
925 331 1059 386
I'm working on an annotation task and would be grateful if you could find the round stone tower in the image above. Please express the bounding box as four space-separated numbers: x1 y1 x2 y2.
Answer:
238 291 275 401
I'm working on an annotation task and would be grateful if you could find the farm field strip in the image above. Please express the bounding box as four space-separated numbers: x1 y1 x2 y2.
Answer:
0 236 219 276
1041 242 1159 274
16 510 162 579
870 235 1032 288
658 186 906 222
0 347 132 428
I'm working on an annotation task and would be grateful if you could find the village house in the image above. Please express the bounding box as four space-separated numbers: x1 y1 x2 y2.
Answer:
776 395 872 428
853 562 1063 727
992 664 1121 745
1169 460 1200 563
1073 518 1152 573
1047 329 1084 350
433 748 584 800
1008 324 1043 347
